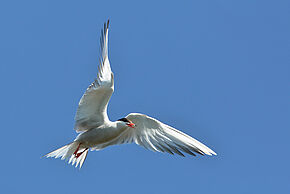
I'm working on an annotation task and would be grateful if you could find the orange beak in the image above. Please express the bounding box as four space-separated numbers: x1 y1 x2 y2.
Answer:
127 122 135 128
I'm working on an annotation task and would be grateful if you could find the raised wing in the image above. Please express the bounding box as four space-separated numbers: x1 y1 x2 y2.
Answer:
116 113 217 156
74 20 114 132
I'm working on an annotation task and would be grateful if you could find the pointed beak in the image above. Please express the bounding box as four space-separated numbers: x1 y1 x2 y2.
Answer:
127 122 136 128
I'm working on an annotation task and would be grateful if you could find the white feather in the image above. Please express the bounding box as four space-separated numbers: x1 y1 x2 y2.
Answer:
74 20 114 133
115 113 217 156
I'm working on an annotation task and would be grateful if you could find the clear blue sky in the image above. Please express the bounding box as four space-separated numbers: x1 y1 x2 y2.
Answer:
0 0 289 193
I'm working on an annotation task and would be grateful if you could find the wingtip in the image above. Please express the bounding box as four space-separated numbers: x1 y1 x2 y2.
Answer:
104 19 109 32
207 150 217 156
208 147 217 156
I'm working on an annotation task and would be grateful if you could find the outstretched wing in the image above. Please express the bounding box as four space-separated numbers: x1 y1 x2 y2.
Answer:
74 20 114 132
114 113 217 156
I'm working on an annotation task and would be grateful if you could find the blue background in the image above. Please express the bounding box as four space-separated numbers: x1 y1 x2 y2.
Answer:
1 0 289 193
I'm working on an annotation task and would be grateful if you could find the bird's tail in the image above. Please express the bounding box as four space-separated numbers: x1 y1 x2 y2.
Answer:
44 142 89 168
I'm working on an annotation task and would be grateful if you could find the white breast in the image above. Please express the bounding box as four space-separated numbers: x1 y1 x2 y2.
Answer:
74 122 126 148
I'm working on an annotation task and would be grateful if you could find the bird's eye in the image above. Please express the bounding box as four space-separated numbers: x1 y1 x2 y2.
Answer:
118 118 129 123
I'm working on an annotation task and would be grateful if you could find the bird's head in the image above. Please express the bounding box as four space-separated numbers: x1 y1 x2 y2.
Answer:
117 118 136 128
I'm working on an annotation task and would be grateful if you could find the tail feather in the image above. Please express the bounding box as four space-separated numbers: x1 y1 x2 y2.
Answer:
44 142 89 168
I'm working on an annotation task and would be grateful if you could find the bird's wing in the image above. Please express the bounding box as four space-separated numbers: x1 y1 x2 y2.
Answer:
74 20 114 132
112 113 216 156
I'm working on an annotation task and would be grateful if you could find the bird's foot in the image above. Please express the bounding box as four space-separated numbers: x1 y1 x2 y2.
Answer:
75 148 88 158
73 143 81 156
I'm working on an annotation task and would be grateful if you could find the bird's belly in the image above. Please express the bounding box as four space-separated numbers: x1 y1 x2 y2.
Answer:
75 127 122 148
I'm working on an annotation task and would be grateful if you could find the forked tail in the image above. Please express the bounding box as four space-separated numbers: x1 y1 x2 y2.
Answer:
44 142 89 168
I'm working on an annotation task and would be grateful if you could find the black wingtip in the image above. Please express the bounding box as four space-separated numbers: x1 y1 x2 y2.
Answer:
104 19 109 32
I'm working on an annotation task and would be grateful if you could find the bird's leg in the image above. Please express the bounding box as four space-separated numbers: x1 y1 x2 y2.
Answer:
73 143 81 157
75 148 88 158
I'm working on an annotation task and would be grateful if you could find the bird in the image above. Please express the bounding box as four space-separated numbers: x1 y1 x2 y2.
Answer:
45 20 217 168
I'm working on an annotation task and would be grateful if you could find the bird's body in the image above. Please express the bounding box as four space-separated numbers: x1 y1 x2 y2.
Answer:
45 20 216 168
75 121 126 148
